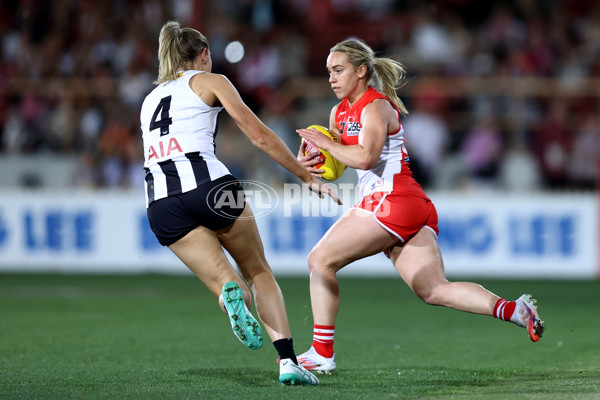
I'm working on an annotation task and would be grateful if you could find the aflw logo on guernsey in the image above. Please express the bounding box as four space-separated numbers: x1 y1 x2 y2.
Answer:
207 180 279 219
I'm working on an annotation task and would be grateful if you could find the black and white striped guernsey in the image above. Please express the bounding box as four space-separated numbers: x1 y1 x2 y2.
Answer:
140 70 230 207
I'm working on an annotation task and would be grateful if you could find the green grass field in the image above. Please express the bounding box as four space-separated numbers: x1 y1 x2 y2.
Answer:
1 274 599 399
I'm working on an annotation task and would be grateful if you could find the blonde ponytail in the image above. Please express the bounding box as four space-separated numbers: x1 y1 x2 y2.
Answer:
372 57 408 116
154 21 209 84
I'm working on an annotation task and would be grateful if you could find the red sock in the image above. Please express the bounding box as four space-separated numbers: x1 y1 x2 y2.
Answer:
493 298 516 321
312 324 335 358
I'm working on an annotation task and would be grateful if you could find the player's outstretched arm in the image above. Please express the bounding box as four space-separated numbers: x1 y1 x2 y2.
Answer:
197 73 341 205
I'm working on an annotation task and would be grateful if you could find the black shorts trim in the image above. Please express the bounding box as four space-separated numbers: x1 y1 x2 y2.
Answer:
147 174 245 246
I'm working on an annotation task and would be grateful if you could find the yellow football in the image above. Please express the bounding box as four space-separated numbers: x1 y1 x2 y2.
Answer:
303 125 346 181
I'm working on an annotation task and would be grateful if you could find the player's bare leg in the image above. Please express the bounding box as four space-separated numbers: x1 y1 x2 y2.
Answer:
301 209 398 372
218 204 320 384
308 209 398 324
169 225 251 302
389 227 499 314
389 227 544 341
217 204 292 341
168 223 263 349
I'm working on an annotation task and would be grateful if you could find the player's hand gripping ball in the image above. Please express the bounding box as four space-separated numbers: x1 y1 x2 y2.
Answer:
303 125 346 181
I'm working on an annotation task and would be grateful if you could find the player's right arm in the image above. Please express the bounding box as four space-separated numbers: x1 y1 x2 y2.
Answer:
192 73 341 204
299 100 388 171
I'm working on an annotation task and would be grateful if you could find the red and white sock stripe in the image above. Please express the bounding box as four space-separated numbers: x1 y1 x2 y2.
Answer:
312 324 335 358
493 298 516 321
313 325 335 344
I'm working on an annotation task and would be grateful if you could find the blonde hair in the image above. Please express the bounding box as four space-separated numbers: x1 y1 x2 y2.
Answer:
154 21 209 84
330 39 408 116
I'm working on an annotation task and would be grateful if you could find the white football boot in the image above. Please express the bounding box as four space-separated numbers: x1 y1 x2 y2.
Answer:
279 358 320 386
511 294 545 342
297 346 336 374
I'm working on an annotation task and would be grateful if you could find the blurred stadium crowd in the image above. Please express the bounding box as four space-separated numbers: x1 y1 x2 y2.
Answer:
1 0 599 192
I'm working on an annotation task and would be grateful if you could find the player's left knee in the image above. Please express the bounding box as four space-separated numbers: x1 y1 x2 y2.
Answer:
307 249 341 276
307 249 327 272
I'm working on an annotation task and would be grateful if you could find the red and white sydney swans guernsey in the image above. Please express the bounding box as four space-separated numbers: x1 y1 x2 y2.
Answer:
140 70 230 206
336 87 427 199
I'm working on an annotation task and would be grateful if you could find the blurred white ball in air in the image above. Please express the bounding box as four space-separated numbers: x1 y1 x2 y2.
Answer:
224 41 244 63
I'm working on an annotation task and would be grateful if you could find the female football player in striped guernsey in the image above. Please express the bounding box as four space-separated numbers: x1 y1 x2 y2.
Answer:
295 39 544 374
141 21 340 386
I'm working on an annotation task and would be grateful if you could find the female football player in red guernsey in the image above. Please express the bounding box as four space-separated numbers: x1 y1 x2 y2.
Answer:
295 39 544 374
